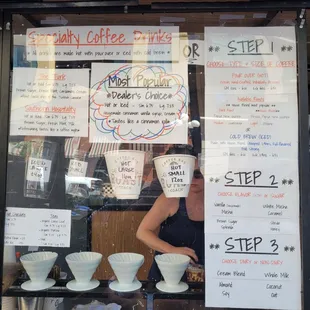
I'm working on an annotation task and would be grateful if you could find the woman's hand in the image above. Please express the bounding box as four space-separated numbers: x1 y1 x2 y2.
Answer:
169 246 198 262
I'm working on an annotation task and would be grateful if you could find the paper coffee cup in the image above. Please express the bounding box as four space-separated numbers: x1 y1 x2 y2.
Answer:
105 150 145 199
43 272 67 310
153 154 196 198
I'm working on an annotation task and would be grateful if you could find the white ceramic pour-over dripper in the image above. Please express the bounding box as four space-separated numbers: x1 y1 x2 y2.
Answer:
108 253 144 292
65 252 102 291
155 254 190 293
20 251 58 291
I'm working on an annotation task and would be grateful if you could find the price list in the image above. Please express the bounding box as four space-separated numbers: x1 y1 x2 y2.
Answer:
5 208 71 247
204 27 301 310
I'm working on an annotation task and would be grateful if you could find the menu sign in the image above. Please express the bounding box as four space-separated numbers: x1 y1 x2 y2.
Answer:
10 68 89 137
5 208 71 247
204 27 301 310
26 26 179 62
90 63 188 144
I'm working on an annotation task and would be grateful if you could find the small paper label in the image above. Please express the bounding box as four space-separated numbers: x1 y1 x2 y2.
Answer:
68 160 88 177
26 158 52 182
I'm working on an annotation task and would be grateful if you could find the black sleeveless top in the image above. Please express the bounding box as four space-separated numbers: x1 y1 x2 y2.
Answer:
148 198 204 282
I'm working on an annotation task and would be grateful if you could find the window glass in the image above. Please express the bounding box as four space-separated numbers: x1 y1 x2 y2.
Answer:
2 10 299 310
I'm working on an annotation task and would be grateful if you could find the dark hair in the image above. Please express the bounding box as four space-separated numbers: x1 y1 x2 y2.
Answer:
165 144 197 157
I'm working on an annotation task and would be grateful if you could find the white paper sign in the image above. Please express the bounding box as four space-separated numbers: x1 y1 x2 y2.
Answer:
10 68 89 137
68 160 88 177
90 63 188 144
204 27 301 310
180 39 204 65
26 26 179 62
5 208 71 247
26 158 52 182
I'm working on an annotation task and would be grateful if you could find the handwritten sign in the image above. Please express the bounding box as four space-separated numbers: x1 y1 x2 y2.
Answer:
204 27 301 310
26 158 51 182
10 68 89 137
5 208 71 247
113 158 137 184
68 160 88 177
180 39 204 65
26 26 179 62
90 63 188 144
164 161 191 185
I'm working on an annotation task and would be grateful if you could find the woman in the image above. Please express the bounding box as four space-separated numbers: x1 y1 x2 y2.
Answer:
136 145 204 281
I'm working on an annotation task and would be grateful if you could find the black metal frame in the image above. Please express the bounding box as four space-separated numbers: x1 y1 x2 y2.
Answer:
0 1 308 13
297 9 310 310
0 9 11 303
0 2 308 310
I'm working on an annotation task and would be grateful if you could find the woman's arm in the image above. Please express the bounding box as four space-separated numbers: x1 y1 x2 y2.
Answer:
136 194 198 261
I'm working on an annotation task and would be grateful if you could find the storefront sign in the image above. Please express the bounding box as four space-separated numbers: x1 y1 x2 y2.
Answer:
180 39 204 65
10 68 89 137
204 27 301 310
5 208 71 247
26 26 179 62
90 63 188 144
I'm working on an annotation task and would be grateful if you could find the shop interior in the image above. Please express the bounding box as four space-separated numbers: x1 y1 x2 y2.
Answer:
0 6 305 310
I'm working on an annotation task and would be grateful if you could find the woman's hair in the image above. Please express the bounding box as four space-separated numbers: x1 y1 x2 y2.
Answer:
165 144 197 157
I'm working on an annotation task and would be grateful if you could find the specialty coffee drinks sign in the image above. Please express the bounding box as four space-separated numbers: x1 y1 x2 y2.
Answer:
26 26 179 62
204 27 301 310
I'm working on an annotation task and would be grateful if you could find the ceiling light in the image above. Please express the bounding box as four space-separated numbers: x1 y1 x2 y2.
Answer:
220 14 245 20
160 16 186 23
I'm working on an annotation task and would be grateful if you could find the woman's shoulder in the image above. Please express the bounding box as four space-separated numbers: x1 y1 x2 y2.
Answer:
153 194 179 216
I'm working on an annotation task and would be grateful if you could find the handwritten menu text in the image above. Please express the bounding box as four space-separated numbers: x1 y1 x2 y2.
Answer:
90 63 188 144
204 27 301 310
26 26 179 62
5 208 71 247
10 68 89 137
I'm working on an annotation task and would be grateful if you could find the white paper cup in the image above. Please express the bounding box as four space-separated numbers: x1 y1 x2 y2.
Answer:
153 154 196 198
2 297 16 310
43 273 67 310
105 150 145 200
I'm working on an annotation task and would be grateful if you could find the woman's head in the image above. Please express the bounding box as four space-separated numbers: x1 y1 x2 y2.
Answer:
191 168 204 193
165 144 197 157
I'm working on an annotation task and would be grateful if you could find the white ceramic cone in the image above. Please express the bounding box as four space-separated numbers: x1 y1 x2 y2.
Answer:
65 252 102 285
108 253 144 285
155 254 190 286
153 154 196 198
105 150 145 200
20 252 58 284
